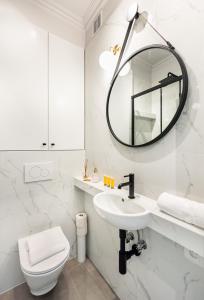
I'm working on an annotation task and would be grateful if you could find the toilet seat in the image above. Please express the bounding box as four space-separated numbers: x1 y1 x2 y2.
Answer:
18 236 70 275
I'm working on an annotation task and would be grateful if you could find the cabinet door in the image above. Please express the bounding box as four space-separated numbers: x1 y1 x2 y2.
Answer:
49 34 84 150
0 2 48 150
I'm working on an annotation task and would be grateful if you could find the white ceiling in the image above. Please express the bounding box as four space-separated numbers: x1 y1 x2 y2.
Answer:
46 0 94 18
34 0 107 30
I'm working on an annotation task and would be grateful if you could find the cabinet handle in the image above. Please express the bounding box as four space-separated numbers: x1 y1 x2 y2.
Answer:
42 143 47 146
51 143 55 146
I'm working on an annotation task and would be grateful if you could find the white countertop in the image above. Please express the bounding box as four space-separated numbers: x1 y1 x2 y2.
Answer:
74 177 204 257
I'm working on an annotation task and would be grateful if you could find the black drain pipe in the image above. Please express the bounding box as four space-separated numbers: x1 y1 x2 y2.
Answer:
119 230 127 274
119 229 147 275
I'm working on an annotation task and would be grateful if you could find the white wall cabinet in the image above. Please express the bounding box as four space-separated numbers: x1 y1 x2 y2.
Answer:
49 34 84 150
0 8 84 150
0 8 49 150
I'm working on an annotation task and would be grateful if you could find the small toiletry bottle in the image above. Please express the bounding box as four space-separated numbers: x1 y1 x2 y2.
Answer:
110 177 115 189
91 167 100 183
103 175 108 186
106 176 111 187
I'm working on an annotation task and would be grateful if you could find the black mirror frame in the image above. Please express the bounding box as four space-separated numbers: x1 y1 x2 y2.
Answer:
106 44 188 147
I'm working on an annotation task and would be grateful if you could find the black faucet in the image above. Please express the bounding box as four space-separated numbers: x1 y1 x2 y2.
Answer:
118 173 135 199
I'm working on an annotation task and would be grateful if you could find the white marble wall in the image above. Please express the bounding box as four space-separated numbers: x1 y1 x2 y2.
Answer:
85 192 204 300
85 0 204 299
0 150 84 293
85 0 204 202
0 1 86 293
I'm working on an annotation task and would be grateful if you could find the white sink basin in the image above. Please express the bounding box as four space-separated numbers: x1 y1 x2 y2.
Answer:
93 190 150 230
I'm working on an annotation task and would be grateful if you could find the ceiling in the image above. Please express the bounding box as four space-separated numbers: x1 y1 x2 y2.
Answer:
34 0 107 30
46 0 94 18
133 49 172 66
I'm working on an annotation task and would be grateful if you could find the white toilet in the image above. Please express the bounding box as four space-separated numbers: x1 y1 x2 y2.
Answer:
18 227 70 296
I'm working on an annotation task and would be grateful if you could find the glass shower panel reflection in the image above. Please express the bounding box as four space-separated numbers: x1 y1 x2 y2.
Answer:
133 91 158 145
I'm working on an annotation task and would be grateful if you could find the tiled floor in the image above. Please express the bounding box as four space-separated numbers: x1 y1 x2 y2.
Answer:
0 259 119 300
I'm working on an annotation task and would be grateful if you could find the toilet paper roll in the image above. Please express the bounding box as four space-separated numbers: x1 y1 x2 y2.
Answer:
77 227 87 236
76 213 87 236
77 235 86 263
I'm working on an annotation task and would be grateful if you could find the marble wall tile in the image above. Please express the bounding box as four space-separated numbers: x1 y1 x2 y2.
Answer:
85 0 204 201
85 0 204 299
0 150 85 293
85 193 204 300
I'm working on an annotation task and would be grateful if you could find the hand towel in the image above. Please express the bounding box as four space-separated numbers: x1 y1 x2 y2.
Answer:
26 226 66 266
190 201 204 229
157 193 204 229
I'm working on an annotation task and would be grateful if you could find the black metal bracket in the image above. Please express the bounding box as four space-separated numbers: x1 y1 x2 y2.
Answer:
110 9 175 85
111 12 139 84
131 74 182 100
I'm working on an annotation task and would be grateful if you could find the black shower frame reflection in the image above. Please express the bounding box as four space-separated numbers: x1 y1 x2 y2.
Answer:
130 72 183 146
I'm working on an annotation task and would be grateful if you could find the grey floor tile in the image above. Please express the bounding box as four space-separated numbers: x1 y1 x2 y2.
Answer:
0 259 119 300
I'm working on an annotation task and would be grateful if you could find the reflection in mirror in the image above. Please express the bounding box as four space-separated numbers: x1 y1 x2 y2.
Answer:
108 47 185 146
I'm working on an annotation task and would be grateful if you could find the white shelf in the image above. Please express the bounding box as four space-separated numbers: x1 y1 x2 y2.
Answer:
74 177 204 257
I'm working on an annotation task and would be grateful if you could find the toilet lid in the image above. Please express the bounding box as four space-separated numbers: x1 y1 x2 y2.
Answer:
18 236 70 275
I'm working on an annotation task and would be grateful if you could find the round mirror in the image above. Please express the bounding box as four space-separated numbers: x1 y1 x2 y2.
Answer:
106 45 188 147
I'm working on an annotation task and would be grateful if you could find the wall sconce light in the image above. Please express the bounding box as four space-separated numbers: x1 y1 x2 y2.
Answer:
99 2 174 84
99 44 130 77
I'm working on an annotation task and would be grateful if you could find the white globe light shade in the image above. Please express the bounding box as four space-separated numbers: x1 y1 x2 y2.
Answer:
99 51 116 71
99 50 130 77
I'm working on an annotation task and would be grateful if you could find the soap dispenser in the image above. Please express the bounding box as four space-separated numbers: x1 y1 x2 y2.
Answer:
91 167 100 183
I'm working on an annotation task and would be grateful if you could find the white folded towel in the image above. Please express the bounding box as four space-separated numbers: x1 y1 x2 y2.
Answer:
26 226 66 266
157 193 204 229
